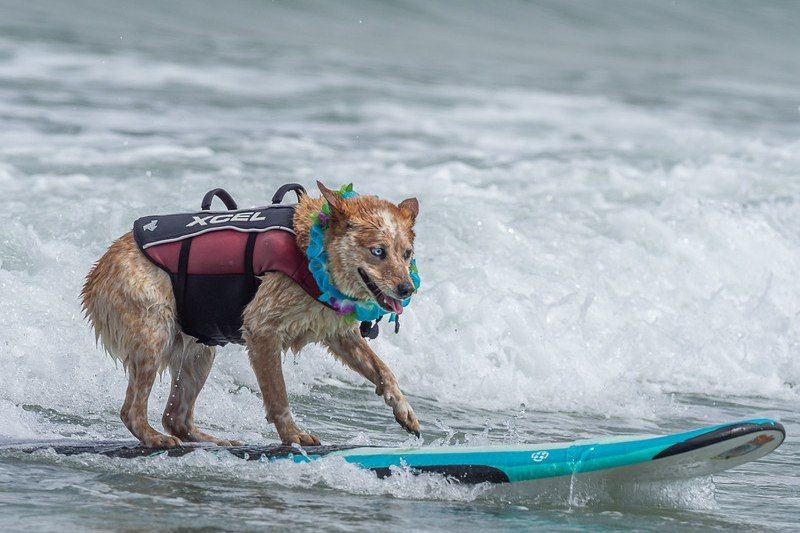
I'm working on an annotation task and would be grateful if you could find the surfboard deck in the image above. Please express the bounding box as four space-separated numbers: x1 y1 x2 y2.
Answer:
1 418 784 485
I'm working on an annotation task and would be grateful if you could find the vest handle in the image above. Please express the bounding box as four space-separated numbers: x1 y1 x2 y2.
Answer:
271 183 306 204
201 188 238 211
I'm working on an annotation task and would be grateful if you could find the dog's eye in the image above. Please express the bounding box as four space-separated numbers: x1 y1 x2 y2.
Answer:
370 247 386 259
403 249 413 260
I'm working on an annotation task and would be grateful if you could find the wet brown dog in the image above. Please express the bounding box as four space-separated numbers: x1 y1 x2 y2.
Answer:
81 182 420 446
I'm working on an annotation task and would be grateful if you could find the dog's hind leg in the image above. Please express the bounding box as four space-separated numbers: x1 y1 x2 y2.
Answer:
83 232 181 446
161 340 241 446
120 331 182 448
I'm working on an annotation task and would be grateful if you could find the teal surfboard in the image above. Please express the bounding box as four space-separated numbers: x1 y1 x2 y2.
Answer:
3 419 784 485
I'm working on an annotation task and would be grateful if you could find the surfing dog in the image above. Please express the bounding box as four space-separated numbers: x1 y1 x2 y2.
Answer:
81 182 420 447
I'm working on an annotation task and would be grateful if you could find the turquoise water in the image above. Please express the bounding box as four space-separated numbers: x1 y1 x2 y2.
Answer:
0 1 798 530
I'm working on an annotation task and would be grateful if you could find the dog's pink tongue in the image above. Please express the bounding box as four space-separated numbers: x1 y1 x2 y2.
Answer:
384 296 403 315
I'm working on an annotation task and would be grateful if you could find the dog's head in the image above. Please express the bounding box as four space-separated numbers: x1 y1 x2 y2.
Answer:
317 181 418 314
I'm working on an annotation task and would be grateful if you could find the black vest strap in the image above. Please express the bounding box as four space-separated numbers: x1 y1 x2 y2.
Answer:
175 238 192 324
201 188 238 211
244 232 259 294
271 183 306 204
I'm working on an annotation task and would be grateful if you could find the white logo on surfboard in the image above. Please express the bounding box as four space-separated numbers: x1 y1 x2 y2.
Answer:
531 450 549 463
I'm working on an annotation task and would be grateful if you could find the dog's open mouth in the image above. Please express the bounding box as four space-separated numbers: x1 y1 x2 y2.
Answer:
358 268 404 315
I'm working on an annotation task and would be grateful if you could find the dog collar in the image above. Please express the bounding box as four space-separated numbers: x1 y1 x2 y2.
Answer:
305 184 421 336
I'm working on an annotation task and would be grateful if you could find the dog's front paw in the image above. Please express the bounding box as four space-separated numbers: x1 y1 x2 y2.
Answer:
281 432 321 446
392 399 420 438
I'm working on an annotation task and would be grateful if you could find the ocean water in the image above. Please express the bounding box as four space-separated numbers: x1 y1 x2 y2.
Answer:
0 0 798 530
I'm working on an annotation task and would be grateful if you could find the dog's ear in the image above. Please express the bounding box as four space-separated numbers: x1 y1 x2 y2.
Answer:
398 197 419 221
317 180 346 218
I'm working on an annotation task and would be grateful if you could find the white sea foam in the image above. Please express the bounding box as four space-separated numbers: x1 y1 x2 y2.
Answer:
19 448 489 502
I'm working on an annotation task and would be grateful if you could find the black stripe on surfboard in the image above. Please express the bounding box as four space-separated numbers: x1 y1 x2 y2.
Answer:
652 421 785 460
373 465 509 484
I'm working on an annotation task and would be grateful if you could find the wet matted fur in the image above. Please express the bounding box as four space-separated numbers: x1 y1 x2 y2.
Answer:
81 182 420 446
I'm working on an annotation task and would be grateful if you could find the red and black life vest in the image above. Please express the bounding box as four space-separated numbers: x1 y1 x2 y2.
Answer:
133 184 318 346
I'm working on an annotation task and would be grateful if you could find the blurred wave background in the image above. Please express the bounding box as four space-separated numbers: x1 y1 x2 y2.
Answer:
0 1 798 530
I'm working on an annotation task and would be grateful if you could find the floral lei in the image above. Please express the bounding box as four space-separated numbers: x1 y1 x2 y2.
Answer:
305 183 421 324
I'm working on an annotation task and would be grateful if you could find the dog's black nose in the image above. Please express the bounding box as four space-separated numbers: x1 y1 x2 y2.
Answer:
396 282 414 298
